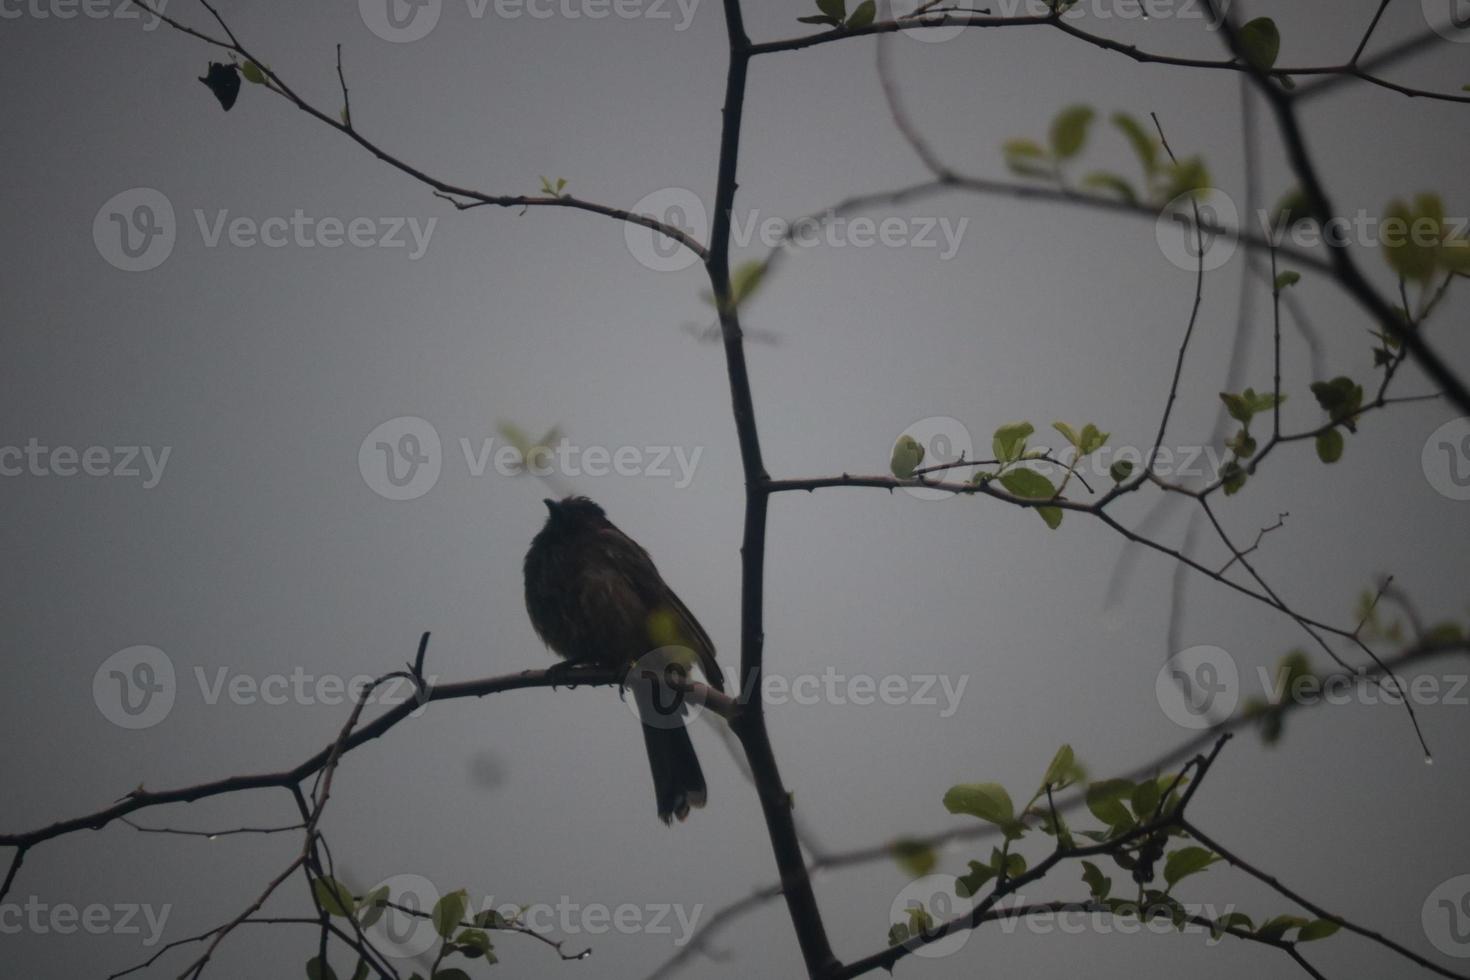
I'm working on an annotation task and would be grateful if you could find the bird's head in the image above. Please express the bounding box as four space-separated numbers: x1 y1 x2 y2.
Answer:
541 495 608 533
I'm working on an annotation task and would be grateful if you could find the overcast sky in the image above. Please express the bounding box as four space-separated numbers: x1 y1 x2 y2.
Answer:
3 1 1469 978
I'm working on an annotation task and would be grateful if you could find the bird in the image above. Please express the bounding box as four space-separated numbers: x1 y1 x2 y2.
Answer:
523 495 724 823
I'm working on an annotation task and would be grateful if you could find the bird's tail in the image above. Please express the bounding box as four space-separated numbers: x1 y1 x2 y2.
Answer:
631 673 707 823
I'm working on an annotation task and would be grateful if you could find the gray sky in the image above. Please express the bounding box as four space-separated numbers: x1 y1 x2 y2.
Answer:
2 1 1469 978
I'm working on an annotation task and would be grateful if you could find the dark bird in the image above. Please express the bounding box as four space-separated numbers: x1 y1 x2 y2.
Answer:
198 62 241 111
524 496 724 823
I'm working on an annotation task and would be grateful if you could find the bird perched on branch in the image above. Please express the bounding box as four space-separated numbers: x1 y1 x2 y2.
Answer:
523 496 724 823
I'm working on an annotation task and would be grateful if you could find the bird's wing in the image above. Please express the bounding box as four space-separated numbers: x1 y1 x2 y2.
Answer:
598 529 725 694
659 587 725 694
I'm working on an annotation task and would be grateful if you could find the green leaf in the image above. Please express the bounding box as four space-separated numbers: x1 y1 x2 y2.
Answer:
1130 779 1160 820
1160 156 1210 202
1271 187 1313 227
1221 460 1247 496
1003 137 1047 159
1049 105 1095 161
998 467 1053 500
1315 427 1344 463
1220 391 1252 424
306 957 339 980
890 902 934 946
1417 192 1445 228
1052 421 1079 448
955 859 997 898
1111 112 1157 175
1309 376 1364 428
1227 428 1257 460
1238 17 1281 71
943 783 1016 828
1109 460 1134 483
474 908 511 929
1382 198 1438 283
992 421 1035 462
1078 424 1108 454
890 838 938 878
241 60 266 85
1298 919 1341 942
1085 779 1135 829
312 876 356 918
1425 621 1466 643
1081 860 1112 900
797 13 840 24
1081 171 1138 205
1441 237 1470 274
890 435 925 479
356 886 390 928
350 960 370 980
1212 911 1254 939
846 0 876 28
726 259 767 310
1274 270 1300 290
1163 846 1219 887
496 421 533 457
454 928 494 958
998 468 1062 529
1256 914 1309 942
816 0 846 20
1002 137 1053 178
1042 744 1083 790
432 889 469 939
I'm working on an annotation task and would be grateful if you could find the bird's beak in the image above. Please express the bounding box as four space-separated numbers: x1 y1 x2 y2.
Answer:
543 498 559 515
